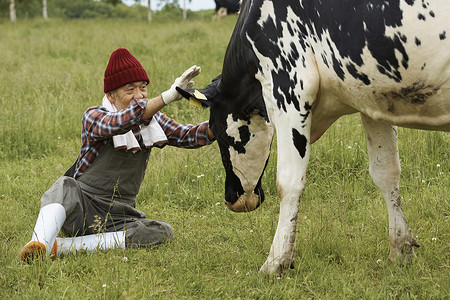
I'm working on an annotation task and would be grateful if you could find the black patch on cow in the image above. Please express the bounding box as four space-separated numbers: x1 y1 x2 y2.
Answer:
418 13 426 21
238 125 251 146
273 69 301 112
346 63 371 85
332 54 345 82
304 101 312 111
223 125 251 154
429 11 435 18
415 37 421 46
405 0 415 5
439 31 447 40
399 33 407 43
300 102 312 124
321 53 329 68
222 156 245 204
292 128 307 158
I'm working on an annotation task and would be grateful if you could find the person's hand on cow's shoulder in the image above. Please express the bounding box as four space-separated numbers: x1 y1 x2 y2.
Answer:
161 65 201 105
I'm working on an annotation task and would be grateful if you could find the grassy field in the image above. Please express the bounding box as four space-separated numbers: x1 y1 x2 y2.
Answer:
0 16 449 299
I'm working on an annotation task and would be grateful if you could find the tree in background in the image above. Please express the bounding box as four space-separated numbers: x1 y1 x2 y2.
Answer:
9 0 16 22
2 0 44 20
148 0 152 22
43 0 47 19
156 0 190 20
182 0 187 20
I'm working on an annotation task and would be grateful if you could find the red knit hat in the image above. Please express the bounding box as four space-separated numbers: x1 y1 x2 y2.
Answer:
104 48 150 93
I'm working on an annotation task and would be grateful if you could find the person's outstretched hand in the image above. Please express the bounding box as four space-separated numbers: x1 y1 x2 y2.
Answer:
161 65 201 105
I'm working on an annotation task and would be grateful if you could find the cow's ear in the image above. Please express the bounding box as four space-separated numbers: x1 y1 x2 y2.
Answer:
176 87 211 108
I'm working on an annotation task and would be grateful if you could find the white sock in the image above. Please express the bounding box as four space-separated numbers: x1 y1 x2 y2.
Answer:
55 231 126 255
29 203 66 255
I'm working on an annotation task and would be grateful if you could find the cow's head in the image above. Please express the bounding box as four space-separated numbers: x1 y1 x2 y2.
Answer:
177 74 273 212
178 0 273 212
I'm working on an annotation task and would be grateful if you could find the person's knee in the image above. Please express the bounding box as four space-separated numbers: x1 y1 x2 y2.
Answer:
41 176 79 206
40 176 85 236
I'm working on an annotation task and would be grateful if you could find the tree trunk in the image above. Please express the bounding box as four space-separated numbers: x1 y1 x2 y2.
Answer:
10 0 16 23
147 0 152 22
183 0 187 20
43 0 48 19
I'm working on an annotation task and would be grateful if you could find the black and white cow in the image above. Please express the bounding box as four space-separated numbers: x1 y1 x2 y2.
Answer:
214 0 240 17
179 0 449 275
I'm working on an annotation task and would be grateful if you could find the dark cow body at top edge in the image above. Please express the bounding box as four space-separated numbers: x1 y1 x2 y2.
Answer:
215 0 240 14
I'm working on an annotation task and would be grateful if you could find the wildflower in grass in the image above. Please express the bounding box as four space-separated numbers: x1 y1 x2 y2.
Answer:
376 259 382 264
89 215 105 234
432 237 437 241
197 174 205 178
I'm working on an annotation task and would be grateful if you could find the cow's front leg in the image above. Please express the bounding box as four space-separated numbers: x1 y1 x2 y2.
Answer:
260 119 311 276
361 114 419 261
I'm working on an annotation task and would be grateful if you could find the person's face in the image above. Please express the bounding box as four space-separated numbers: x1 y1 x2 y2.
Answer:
107 81 148 110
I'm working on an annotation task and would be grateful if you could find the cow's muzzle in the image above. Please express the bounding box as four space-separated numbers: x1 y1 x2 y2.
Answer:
225 192 260 212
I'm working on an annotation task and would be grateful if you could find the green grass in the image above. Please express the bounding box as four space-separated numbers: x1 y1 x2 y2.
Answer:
0 17 449 299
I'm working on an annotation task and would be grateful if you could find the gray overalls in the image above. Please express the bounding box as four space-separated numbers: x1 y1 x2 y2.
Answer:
40 140 173 248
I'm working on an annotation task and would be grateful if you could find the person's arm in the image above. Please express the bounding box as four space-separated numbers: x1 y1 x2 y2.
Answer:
154 112 214 148
141 95 165 120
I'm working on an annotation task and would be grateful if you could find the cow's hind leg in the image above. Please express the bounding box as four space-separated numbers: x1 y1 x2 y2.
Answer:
360 114 419 261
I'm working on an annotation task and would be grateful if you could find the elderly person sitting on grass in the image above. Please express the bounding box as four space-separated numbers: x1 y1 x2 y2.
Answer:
21 48 214 262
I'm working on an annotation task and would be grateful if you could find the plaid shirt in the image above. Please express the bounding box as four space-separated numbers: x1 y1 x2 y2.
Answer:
73 98 212 179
